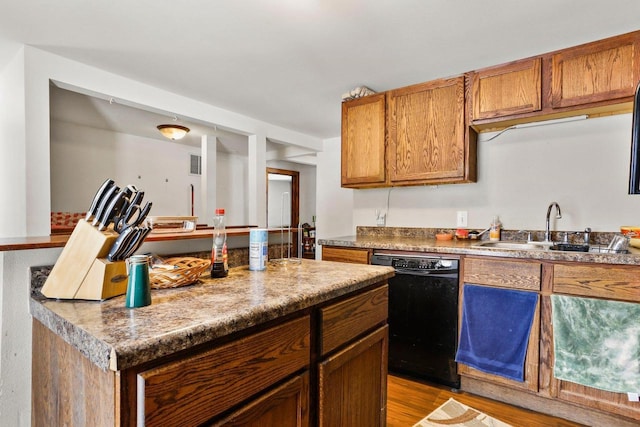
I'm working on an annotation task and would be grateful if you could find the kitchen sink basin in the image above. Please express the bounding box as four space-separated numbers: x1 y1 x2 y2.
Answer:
471 241 550 251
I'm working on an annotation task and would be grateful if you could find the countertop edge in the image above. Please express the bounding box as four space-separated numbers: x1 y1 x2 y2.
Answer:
318 236 640 265
30 263 395 372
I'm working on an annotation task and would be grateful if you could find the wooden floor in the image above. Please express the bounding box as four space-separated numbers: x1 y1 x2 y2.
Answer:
387 374 585 427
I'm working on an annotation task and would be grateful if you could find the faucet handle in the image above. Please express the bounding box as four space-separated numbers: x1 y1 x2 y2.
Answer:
583 227 591 245
518 230 533 242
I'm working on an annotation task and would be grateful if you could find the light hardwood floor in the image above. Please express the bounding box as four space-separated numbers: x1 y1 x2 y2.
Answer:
387 374 585 427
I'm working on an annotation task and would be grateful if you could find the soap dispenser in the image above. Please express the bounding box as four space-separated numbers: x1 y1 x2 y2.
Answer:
489 215 501 241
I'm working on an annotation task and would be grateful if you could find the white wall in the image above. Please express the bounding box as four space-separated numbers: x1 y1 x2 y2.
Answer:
0 48 27 238
0 248 62 426
348 114 640 234
315 137 354 248
50 120 249 225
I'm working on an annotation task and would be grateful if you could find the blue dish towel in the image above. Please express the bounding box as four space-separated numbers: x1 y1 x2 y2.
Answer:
455 284 539 382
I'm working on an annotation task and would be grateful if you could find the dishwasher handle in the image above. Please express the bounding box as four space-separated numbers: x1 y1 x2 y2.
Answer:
392 268 459 278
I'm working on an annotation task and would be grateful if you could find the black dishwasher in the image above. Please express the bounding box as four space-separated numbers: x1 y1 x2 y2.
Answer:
371 252 460 388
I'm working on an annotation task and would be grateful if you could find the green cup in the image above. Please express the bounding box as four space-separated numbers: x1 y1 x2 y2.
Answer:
125 255 152 308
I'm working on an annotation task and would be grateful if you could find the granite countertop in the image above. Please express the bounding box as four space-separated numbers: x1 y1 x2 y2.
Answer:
30 259 394 372
319 234 640 266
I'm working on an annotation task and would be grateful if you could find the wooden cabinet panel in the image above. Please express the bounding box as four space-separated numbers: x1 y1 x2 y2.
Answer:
457 291 540 393
319 285 388 356
322 246 371 264
318 326 388 427
552 263 640 302
138 316 310 427
471 57 542 120
388 76 468 184
341 93 387 187
550 262 640 421
31 320 118 427
463 256 542 291
551 32 640 109
211 372 309 427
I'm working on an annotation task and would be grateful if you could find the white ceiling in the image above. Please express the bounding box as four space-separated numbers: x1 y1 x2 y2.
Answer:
2 0 640 140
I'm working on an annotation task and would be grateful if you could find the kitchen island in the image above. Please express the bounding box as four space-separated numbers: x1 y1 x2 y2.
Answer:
31 259 394 426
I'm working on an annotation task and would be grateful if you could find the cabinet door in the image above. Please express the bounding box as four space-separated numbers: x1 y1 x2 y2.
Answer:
321 246 371 264
551 32 640 109
459 258 541 392
471 57 542 120
550 263 640 421
137 316 310 426
211 373 309 427
318 326 388 427
388 76 467 185
341 93 387 188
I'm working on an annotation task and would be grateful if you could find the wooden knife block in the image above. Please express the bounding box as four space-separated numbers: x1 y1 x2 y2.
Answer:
41 219 128 300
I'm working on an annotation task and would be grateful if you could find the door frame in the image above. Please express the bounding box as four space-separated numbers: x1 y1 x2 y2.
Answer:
266 167 300 229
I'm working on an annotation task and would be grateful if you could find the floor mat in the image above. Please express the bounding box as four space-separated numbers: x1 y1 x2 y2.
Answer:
413 397 512 427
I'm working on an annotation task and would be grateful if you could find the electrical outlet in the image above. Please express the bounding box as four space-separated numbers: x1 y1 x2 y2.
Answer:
456 211 468 227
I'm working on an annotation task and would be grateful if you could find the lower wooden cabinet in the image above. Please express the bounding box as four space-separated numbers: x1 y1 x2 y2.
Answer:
318 326 388 427
138 316 311 426
321 246 371 264
212 373 309 427
459 257 542 393
550 263 640 421
459 256 640 426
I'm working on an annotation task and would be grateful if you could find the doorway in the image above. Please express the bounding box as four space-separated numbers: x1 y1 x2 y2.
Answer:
266 168 299 228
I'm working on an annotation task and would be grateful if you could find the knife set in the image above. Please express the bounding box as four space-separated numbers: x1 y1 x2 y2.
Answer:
41 179 153 301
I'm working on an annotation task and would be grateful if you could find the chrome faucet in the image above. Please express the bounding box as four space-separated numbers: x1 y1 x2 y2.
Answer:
545 202 562 243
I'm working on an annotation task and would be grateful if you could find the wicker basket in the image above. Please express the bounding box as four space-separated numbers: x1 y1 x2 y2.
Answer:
149 257 211 289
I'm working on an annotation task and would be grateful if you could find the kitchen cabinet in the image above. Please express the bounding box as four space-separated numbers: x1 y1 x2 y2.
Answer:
550 32 640 110
549 263 640 421
388 76 476 185
318 326 388 427
32 280 389 426
341 76 477 188
322 246 372 264
136 316 311 426
460 256 542 393
470 30 640 130
469 57 542 121
341 93 387 187
318 285 389 427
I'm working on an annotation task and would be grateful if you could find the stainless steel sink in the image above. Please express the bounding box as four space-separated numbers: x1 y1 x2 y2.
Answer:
471 241 550 251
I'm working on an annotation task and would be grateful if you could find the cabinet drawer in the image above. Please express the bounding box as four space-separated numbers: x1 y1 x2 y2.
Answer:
464 257 541 291
320 285 388 356
138 316 310 426
553 263 640 302
322 246 371 264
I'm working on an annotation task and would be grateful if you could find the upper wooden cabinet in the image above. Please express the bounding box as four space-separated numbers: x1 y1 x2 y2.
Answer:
388 76 476 185
341 76 477 189
341 93 386 187
470 58 542 121
470 30 640 129
551 32 640 109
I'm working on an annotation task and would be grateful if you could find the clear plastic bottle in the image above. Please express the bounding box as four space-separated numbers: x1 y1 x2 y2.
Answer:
489 215 502 241
210 208 229 278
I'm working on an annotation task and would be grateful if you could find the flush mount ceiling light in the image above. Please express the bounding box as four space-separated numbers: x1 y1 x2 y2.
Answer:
157 124 190 140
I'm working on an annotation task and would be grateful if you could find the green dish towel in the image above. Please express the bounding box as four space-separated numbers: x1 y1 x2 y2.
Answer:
551 294 640 393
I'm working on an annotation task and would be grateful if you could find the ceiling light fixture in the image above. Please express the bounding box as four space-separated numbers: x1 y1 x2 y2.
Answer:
157 124 190 140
